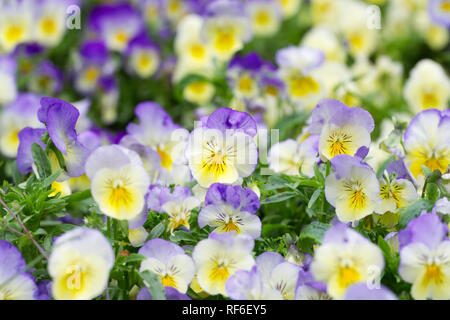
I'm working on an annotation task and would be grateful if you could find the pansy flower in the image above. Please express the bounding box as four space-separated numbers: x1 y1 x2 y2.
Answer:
404 109 450 181
74 40 112 95
227 52 273 100
0 240 38 300
192 232 255 296
126 31 160 79
147 185 201 233
325 154 380 223
0 0 33 53
245 0 283 38
29 60 63 96
48 228 114 300
33 0 77 47
310 223 384 299
202 0 252 62
398 213 450 300
277 0 301 18
403 59 450 113
268 135 319 177
198 183 261 239
375 170 418 215
139 239 196 293
276 45 325 110
187 108 258 188
308 99 375 161
85 145 150 221
89 2 144 53
37 98 90 181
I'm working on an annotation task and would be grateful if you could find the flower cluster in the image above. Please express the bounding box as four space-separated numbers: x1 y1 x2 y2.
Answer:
0 0 449 301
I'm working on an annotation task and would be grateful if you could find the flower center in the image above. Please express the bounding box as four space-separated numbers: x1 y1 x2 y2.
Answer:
422 264 444 286
327 132 352 157
379 183 404 207
289 76 320 97
190 44 206 59
210 262 230 281
338 266 360 289
255 10 270 26
238 75 254 94
161 274 177 288
41 18 56 35
114 31 128 45
5 25 23 42
421 93 439 109
109 180 132 208
441 1 450 12
214 31 236 52
344 181 366 210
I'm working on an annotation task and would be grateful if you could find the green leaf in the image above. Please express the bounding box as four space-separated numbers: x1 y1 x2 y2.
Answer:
122 253 146 264
261 191 298 204
149 222 165 239
139 270 166 300
398 198 434 228
31 143 52 179
308 188 323 209
298 221 331 244
169 230 197 244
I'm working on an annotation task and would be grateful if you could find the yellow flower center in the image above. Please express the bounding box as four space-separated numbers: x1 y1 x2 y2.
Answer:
83 67 100 83
187 81 208 95
109 181 133 209
168 0 181 14
214 31 236 53
344 181 367 210
441 1 450 12
114 31 129 45
289 76 320 98
338 266 360 289
238 75 254 94
5 25 23 42
422 264 444 286
190 44 206 59
222 219 241 233
41 18 57 35
265 85 278 96
421 93 439 109
255 10 270 26
327 132 352 157
349 33 364 51
138 54 152 70
379 183 404 207
210 263 230 281
161 274 177 288
157 147 173 172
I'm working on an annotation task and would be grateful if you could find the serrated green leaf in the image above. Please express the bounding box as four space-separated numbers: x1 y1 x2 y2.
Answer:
149 222 165 239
